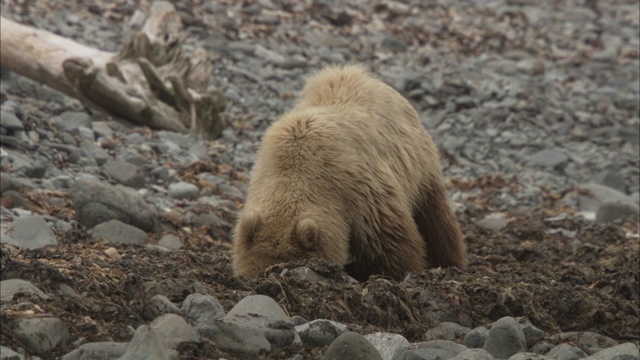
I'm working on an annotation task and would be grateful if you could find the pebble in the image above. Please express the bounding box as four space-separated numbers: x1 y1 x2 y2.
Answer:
150 294 181 315
157 233 183 249
121 313 199 359
425 322 472 341
547 344 588 360
583 343 639 359
527 149 569 170
402 340 468 360
103 160 146 189
454 348 497 360
0 279 50 302
89 219 148 245
595 200 640 223
1 216 58 249
61 342 128 360
464 325 490 348
168 181 200 199
50 111 92 133
15 317 70 354
71 178 158 231
483 317 527 359
365 332 411 360
323 331 383 360
180 293 226 324
296 319 348 347
197 321 272 355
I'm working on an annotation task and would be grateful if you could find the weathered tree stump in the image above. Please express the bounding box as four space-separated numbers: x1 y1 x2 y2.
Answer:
0 1 227 139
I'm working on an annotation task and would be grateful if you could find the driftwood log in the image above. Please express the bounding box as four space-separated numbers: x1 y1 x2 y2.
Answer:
0 1 227 139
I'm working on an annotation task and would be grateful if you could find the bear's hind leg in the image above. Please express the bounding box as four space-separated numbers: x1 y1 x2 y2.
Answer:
413 183 467 270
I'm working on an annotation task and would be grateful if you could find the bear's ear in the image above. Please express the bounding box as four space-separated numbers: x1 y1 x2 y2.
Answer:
239 210 261 244
293 218 319 250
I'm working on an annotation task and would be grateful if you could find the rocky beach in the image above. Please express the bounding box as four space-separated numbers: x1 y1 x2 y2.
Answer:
0 0 638 359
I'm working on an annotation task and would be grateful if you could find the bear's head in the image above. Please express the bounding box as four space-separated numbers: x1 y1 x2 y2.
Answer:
232 209 347 276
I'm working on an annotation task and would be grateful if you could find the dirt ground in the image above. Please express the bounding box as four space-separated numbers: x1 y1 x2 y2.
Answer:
1 178 638 359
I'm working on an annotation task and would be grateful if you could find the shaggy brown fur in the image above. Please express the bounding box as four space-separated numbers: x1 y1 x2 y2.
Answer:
232 64 467 280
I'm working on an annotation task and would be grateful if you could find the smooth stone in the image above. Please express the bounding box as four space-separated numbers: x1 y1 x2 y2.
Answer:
121 314 200 359
464 325 490 348
527 149 569 170
287 266 329 283
547 344 588 360
426 322 472 341
1 172 16 193
90 219 148 245
186 210 223 227
0 279 50 302
483 317 526 359
61 342 127 360
168 182 199 200
453 348 497 360
158 234 183 249
0 346 27 360
2 216 57 249
364 332 410 360
15 317 70 354
546 332 618 350
517 318 545 348
573 183 636 212
1 190 31 209
295 319 348 347
0 110 24 131
508 353 551 360
583 343 639 359
103 160 145 189
50 111 92 133
224 295 291 328
180 293 226 325
71 178 158 231
595 200 639 223
400 340 468 360
196 321 271 356
149 294 181 315
323 331 383 360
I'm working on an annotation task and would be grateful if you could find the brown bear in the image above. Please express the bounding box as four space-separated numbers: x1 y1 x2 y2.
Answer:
232 64 467 281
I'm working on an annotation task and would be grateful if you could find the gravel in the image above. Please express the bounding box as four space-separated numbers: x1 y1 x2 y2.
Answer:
0 0 638 359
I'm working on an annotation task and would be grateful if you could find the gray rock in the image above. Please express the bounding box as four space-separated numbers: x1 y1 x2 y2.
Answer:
93 121 114 139
1 190 31 209
15 317 69 355
158 234 183 249
402 340 468 360
224 295 296 348
296 319 348 347
547 332 618 351
71 178 158 231
464 325 490 348
381 35 408 52
50 111 92 133
531 341 554 354
150 294 180 315
61 342 128 360
197 321 271 356
323 331 383 360
79 140 110 166
527 149 569 170
224 295 291 328
181 293 225 325
571 183 636 212
291 316 308 326
0 346 26 360
595 200 639 223
508 353 551 360
77 126 95 140
517 318 545 348
483 317 527 359
121 313 200 359
90 220 148 245
1 172 16 194
547 344 588 360
364 332 410 360
476 213 510 232
583 343 639 360
426 322 472 341
454 349 497 360
0 110 24 131
168 182 199 200
0 279 50 302
186 209 223 227
104 160 145 189
2 216 57 249
23 163 46 179
287 266 329 283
